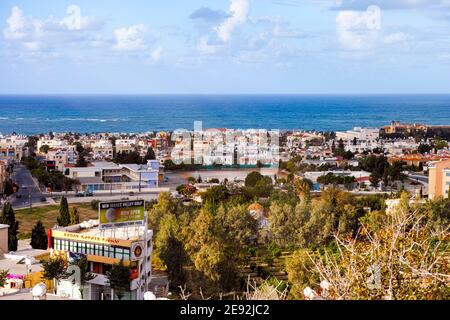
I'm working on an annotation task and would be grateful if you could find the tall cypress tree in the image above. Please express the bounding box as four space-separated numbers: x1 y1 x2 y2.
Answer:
30 220 48 249
70 206 80 225
57 196 70 227
0 202 19 252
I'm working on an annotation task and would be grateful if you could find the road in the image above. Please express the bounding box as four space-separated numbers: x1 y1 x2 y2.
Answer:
407 173 429 184
8 163 47 209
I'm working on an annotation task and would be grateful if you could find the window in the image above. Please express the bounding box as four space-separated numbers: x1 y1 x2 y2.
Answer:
54 239 61 250
95 244 103 256
78 243 86 254
115 247 125 260
87 243 94 255
104 246 114 258
69 241 77 252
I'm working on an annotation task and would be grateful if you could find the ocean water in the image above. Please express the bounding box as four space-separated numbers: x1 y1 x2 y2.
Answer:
0 94 449 134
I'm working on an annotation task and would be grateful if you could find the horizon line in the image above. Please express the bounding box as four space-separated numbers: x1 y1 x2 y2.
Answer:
0 92 450 96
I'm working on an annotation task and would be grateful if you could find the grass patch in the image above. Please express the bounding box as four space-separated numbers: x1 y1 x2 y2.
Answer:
15 202 98 235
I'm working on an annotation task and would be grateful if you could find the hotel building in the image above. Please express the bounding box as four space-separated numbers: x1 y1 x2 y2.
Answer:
428 159 450 199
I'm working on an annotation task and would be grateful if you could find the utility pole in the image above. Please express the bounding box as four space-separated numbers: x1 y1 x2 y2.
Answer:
138 171 142 193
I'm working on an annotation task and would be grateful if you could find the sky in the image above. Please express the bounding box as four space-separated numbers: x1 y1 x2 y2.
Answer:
1 0 450 94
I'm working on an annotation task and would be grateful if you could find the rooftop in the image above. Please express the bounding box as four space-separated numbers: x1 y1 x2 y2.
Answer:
55 219 152 242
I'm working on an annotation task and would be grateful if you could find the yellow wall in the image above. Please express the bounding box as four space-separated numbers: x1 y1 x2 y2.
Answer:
428 160 450 199
24 271 54 291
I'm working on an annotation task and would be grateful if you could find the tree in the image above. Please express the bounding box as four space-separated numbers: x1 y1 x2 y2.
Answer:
293 179 312 201
418 144 433 154
30 221 48 249
76 153 88 167
369 173 381 188
149 192 178 235
57 197 71 227
202 185 229 209
70 206 80 225
0 202 19 252
143 147 156 161
41 256 67 293
74 141 84 154
105 261 131 300
292 199 450 300
0 269 8 289
245 172 265 187
433 138 448 150
155 213 188 287
39 144 50 154
176 184 197 198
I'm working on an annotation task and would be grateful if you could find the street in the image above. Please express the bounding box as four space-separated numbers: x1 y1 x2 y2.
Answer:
8 163 47 209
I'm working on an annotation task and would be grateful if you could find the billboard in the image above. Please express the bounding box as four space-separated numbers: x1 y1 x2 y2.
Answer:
98 200 145 230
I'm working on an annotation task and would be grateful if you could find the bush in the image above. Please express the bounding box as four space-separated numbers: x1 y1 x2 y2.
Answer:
90 200 100 211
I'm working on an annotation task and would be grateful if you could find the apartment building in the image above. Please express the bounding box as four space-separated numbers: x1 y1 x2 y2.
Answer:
45 147 78 172
428 159 450 199
92 140 114 160
115 139 137 154
0 135 27 160
37 137 68 152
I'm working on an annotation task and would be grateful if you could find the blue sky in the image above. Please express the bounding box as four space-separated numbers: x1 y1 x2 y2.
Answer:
1 0 450 94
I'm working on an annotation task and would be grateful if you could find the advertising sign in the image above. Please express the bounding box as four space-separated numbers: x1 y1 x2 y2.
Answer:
131 241 144 261
98 200 145 230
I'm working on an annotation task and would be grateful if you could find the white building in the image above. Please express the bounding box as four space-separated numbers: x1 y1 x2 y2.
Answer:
66 160 162 193
336 127 379 142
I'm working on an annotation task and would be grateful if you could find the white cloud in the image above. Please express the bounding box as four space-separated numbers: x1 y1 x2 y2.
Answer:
23 41 44 51
3 5 104 57
383 32 410 44
215 0 250 43
336 5 381 51
3 6 35 40
113 24 147 51
147 46 163 63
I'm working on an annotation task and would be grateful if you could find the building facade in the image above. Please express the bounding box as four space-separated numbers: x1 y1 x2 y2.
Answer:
428 159 450 199
66 160 162 193
49 220 152 300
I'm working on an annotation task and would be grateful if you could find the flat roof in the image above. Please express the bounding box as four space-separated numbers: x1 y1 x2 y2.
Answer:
54 220 152 242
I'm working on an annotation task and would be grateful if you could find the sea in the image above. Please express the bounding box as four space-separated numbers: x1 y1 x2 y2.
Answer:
0 94 449 135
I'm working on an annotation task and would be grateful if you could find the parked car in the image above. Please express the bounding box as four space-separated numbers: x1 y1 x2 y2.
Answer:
40 197 47 202
85 192 93 197
75 193 85 197
129 192 135 196
15 194 22 199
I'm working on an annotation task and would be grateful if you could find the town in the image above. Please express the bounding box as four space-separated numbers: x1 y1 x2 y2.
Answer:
0 120 449 300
